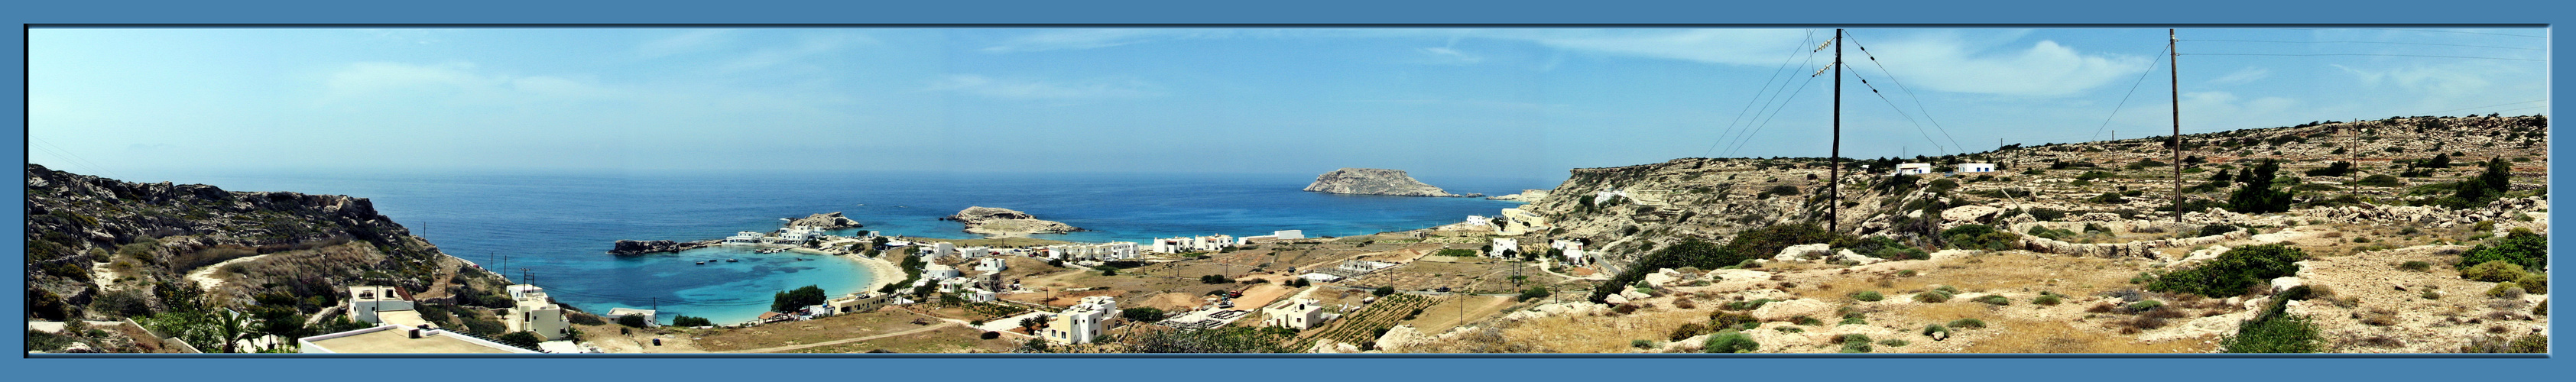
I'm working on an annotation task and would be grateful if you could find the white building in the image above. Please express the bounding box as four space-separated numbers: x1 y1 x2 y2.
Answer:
1272 230 1304 240
1152 235 1234 253
923 242 956 260
1594 189 1628 205
1043 296 1117 345
1265 298 1338 330
1046 242 1139 261
1465 215 1491 227
1956 163 1997 173
1490 238 1520 259
975 257 1007 272
605 308 657 327
957 246 994 259
346 286 415 325
1338 261 1397 274
1551 239 1590 265
923 264 962 280
1894 163 1934 176
504 284 571 341
724 231 767 244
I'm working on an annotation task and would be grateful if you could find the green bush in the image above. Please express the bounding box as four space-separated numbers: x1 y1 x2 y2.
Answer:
1838 334 1874 353
1121 307 1168 322
1703 330 1760 353
1516 286 1552 302
2458 334 2548 353
1941 224 2019 251
1792 316 1822 325
2486 283 2526 298
2399 261 2433 272
1709 312 1760 331
1915 290 1952 303
2460 261 2528 282
2127 300 2165 313
1948 318 1987 329
1374 286 1397 296
1974 295 2011 306
617 314 648 328
2195 224 2243 237
1850 291 1884 302
1723 299 1778 310
2148 244 2306 297
2513 273 2546 293
2458 229 2546 272
1433 248 1478 257
671 316 713 327
1921 323 1951 337
2222 300 2321 353
1879 338 1910 347
2033 294 2063 306
2227 160 2293 214
2352 174 2402 187
1669 323 1709 342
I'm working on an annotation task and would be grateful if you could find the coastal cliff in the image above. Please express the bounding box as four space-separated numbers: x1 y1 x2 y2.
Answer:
944 206 1082 237
1303 168 1482 198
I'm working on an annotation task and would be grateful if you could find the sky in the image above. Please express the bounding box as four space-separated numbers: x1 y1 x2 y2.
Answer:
26 28 2550 183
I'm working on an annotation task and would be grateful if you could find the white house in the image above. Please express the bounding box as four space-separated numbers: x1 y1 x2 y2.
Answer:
346 286 415 325
1338 261 1398 274
923 264 962 280
1152 235 1234 253
923 242 956 260
1046 242 1139 261
975 257 1007 272
773 226 827 243
299 325 538 354
724 231 767 244
1956 163 1997 173
1465 215 1491 227
1894 163 1934 176
504 285 571 341
1264 298 1338 330
957 246 994 259
1490 238 1520 259
1551 239 1589 265
1043 296 1117 345
1272 230 1304 240
605 308 657 327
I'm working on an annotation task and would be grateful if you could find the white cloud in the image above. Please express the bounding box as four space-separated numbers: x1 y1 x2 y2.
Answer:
719 32 873 73
1493 29 1818 66
638 29 738 58
2331 63 2493 98
1417 47 1484 64
926 74 1163 99
1854 37 2153 97
2208 66 2271 86
321 61 615 104
981 29 1235 53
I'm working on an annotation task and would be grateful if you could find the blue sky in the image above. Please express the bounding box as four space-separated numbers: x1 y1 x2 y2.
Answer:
27 28 2548 183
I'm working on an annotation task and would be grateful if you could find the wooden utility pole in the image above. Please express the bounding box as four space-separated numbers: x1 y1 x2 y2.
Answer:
2169 28 2183 223
1829 28 1844 233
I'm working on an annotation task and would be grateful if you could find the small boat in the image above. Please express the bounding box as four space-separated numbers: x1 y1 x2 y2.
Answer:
726 258 739 262
696 261 707 265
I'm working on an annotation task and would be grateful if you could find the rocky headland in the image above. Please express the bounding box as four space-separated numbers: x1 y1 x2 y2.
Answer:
608 239 718 255
787 212 864 229
944 206 1082 237
1303 167 1482 198
1486 189 1552 202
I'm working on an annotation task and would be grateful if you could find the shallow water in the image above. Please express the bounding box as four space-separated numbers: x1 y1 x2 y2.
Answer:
131 169 1549 324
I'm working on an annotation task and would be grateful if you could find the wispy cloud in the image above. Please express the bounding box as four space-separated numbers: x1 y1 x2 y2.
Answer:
1416 47 1484 64
2331 63 2493 97
719 33 874 73
320 61 617 104
926 74 1163 99
980 29 1236 53
1848 35 2153 97
638 29 738 58
2208 66 2271 86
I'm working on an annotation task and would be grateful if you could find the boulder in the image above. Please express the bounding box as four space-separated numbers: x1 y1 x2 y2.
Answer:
1774 244 1831 261
1705 269 1774 282
1835 249 1882 265
1603 293 1631 306
1643 273 1680 288
1941 206 2003 225
2269 277 2304 293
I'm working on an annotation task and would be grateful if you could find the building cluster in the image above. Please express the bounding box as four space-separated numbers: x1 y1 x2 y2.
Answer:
1887 163 1997 176
302 283 590 354
1151 234 1235 253
725 225 838 244
1551 239 1590 266
1043 241 1138 261
1040 296 1117 345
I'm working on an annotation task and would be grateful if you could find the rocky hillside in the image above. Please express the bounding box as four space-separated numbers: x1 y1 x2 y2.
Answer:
788 212 863 229
1507 115 2547 274
24 164 507 327
1305 168 1482 198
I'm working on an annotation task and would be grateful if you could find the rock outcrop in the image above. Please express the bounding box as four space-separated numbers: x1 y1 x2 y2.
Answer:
608 239 715 255
1485 189 1552 202
787 212 863 229
944 206 1081 237
1303 168 1481 198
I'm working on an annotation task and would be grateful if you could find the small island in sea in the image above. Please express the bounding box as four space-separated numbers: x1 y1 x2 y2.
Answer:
1303 167 1484 198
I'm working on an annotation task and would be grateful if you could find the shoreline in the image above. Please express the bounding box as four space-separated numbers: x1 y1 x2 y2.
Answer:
804 246 904 296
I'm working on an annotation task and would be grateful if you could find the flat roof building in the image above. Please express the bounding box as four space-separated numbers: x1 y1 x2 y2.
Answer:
299 325 537 354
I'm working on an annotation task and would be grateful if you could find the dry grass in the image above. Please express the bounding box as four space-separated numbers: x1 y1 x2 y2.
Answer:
1501 307 1714 353
1962 319 2213 353
1400 295 1517 334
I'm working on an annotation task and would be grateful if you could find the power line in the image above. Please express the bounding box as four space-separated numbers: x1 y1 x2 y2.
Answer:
1703 29 1818 158
30 138 125 180
1844 33 1966 155
2184 53 2542 62
1724 45 1831 157
2184 39 2543 51
1845 69 1948 156
2370 28 2546 38
1718 32 1828 157
2088 45 2172 143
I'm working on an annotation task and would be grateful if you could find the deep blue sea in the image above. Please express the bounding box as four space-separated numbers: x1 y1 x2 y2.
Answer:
127 170 1549 324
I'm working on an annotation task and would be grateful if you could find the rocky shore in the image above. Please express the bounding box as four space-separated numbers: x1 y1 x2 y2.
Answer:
787 212 864 229
1304 167 1482 198
944 206 1082 237
608 239 717 255
1486 189 1552 202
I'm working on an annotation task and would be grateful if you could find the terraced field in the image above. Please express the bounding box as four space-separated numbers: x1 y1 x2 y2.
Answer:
1291 293 1440 351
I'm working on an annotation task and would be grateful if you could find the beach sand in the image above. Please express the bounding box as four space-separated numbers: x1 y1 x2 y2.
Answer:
817 248 906 294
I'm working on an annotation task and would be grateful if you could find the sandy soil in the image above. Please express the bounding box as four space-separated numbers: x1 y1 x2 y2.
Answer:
183 254 271 293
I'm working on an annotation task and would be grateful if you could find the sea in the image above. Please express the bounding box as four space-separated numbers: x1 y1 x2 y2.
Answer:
127 169 1552 325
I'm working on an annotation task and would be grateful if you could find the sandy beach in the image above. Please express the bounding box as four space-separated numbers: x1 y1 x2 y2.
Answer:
796 246 906 294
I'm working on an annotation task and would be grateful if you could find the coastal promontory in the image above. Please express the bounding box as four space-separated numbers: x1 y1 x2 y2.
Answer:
787 212 864 229
944 206 1082 237
1303 168 1482 198
608 239 715 255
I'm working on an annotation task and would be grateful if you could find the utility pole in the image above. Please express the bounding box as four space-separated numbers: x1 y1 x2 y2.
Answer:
2169 28 2183 224
1829 28 1843 234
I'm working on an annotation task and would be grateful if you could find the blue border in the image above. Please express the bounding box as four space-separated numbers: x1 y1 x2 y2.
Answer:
7 0 2568 380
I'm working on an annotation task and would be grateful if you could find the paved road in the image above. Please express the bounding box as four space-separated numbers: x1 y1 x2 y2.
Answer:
719 322 963 354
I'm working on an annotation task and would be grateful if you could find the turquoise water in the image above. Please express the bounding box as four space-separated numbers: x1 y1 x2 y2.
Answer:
128 170 1549 324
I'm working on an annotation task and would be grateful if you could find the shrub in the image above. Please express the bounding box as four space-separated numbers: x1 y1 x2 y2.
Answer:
1516 286 1552 302
1896 270 1918 277
1121 307 1168 322
1915 291 1952 303
2458 230 2547 272
1374 286 1397 296
2195 224 2243 237
1792 316 1822 325
1838 334 1874 353
1850 291 1884 302
1974 295 2011 306
2227 160 2293 214
2221 301 2321 353
1948 318 1987 329
2353 174 2402 187
1669 323 1709 342
1921 323 1951 337
1723 299 1778 311
2487 283 2526 299
2458 334 2548 353
2512 273 2546 293
1703 330 1760 353
2126 300 2165 313
2148 244 2306 297
670 316 713 327
2460 261 2528 282
1940 224 2019 251
2399 261 2433 272
980 332 1001 340
617 314 648 328
2033 294 2063 306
